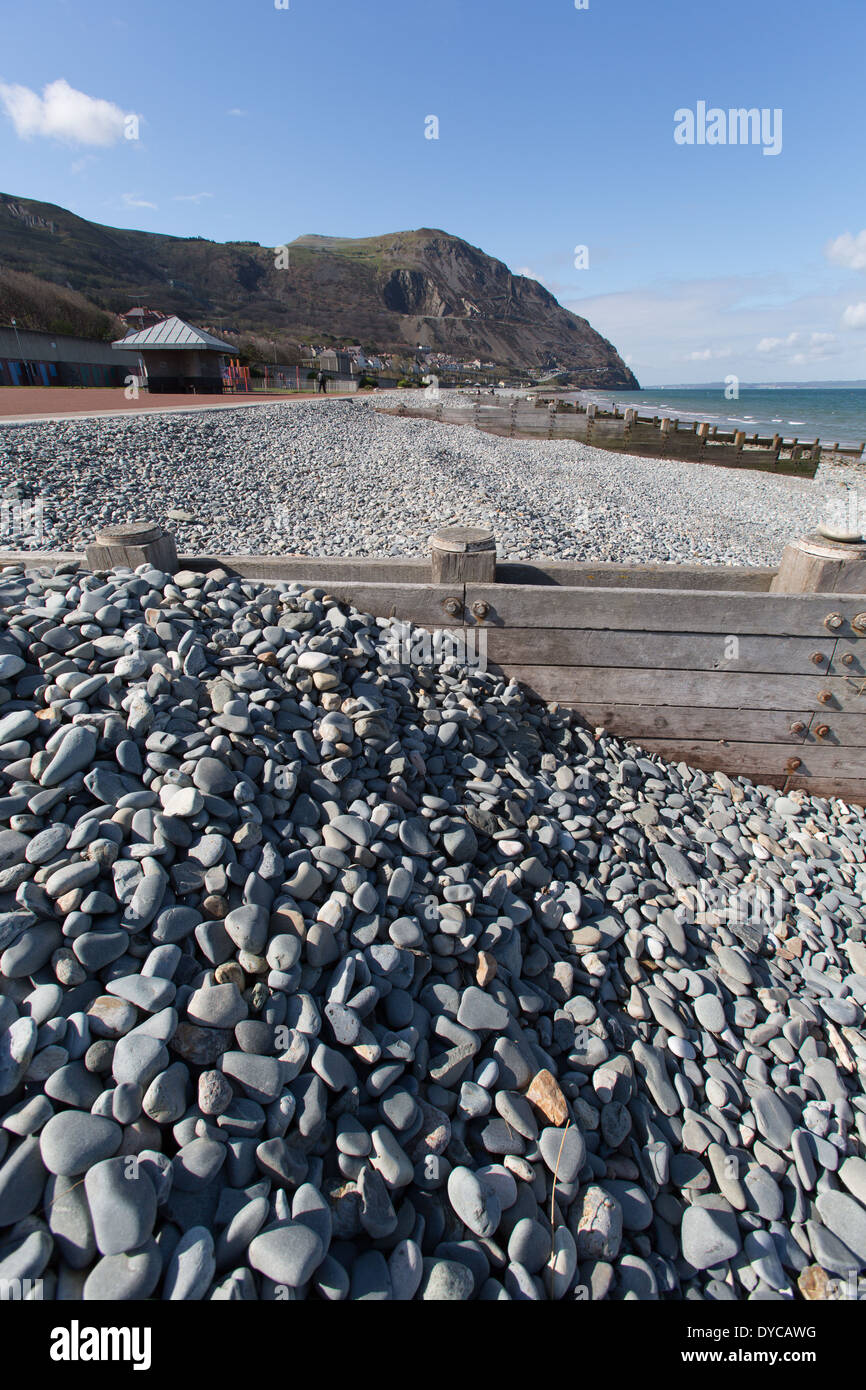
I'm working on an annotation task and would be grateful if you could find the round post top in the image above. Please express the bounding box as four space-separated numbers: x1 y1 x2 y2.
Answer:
95 522 165 545
429 526 496 554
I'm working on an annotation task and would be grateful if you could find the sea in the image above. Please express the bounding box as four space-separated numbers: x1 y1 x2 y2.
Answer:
571 386 866 450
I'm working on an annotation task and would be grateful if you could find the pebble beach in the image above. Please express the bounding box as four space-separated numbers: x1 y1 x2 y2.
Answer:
0 396 863 1304
0 395 861 564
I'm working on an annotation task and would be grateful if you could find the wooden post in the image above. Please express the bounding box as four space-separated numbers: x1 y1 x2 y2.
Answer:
85 522 178 573
770 530 866 594
771 434 782 454
734 431 746 452
430 526 497 585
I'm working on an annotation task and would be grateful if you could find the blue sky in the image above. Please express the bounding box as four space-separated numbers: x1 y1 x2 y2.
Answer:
1 0 864 384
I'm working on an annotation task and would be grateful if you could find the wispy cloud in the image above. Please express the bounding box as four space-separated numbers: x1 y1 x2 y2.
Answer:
173 192 213 204
0 78 135 146
826 230 866 273
227 108 247 118
122 193 157 210
842 303 866 329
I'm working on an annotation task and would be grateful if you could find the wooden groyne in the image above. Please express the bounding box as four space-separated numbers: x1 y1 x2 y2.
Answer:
376 395 866 477
4 521 866 804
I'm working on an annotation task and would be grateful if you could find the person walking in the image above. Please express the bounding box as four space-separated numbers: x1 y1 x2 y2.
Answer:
317 371 327 395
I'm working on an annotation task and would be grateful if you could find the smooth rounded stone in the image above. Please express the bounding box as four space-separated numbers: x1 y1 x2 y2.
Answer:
751 1088 796 1153
420 1257 474 1301
83 1240 162 1301
46 1172 96 1268
142 1064 189 1125
215 1196 269 1271
447 1166 502 1238
743 1165 784 1222
681 1203 742 1270
187 983 247 1029
743 1229 788 1292
693 993 726 1033
0 1135 48 1224
39 1110 122 1176
618 1254 659 1299
107 974 175 1014
172 1137 226 1191
3 1092 54 1137
75 934 129 974
456 986 509 1032
839 1156 866 1206
219 1052 283 1104
198 1070 233 1116
815 1191 866 1264
388 1237 423 1301
507 1218 551 1274
2 923 62 978
224 905 269 956
336 1115 372 1158
249 1222 325 1287
163 1225 215 1301
84 1157 158 1256
192 757 236 796
358 1164 398 1239
40 726 98 787
112 1035 169 1090
0 1016 38 1095
539 1126 585 1184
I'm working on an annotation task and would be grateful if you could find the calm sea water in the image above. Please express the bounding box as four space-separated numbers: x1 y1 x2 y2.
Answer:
572 387 866 449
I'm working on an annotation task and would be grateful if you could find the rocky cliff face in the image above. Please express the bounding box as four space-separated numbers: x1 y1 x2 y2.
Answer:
0 195 638 385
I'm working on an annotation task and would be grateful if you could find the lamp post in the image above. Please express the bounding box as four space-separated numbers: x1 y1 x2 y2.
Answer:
11 318 22 357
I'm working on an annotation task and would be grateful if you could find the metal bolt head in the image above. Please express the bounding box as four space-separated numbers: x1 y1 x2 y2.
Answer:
442 597 462 619
853 613 866 635
842 653 855 666
824 613 844 630
815 724 830 738
789 721 806 735
817 689 832 704
471 601 490 620
810 652 825 665
786 758 802 772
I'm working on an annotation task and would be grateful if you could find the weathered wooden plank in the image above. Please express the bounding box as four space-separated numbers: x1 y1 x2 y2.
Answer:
797 712 866 746
637 739 866 779
559 703 811 744
494 561 775 592
243 580 462 625
186 555 430 584
485 629 834 675
831 640 866 674
506 665 866 711
466 585 866 635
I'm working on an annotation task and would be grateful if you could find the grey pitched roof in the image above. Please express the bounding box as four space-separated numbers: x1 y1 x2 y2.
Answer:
112 315 238 353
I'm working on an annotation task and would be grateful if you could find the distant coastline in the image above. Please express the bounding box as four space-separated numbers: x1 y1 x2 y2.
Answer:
571 385 866 449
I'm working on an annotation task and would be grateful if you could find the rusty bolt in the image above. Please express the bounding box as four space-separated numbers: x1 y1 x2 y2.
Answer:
814 724 830 738
471 601 490 620
853 613 866 635
842 653 855 666
817 689 833 704
824 613 844 630
442 597 462 619
810 652 825 665
785 758 802 773
789 721 806 734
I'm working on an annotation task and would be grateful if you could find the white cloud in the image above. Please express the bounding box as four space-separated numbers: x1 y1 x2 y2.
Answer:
0 78 134 146
227 108 247 117
842 303 866 329
173 192 213 204
686 347 731 361
122 193 157 210
826 230 866 272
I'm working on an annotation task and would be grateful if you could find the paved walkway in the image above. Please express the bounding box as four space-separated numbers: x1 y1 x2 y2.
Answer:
0 388 358 425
